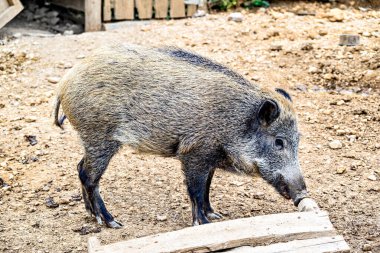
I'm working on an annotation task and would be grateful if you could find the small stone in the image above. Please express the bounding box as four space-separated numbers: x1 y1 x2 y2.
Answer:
337 100 345 105
63 30 74 36
228 13 243 22
336 167 346 174
76 54 85 59
46 76 60 84
362 32 371 37
324 8 345 22
308 66 318 74
270 44 282 51
319 30 328 36
362 244 372 251
24 116 37 123
301 43 313 51
45 197 59 208
329 140 343 149
156 214 167 221
367 174 377 181
59 197 71 205
298 198 320 212
339 34 360 46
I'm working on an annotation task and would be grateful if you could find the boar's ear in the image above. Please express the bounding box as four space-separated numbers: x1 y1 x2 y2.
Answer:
275 88 292 102
258 100 280 127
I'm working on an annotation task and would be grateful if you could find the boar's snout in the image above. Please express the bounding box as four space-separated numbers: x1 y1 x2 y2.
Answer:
275 172 308 206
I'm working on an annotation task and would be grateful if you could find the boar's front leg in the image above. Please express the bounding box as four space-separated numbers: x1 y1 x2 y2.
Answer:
181 152 220 225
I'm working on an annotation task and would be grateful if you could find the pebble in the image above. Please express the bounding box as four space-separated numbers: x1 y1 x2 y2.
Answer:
336 167 346 174
308 66 318 74
228 13 244 22
45 197 59 208
298 198 320 212
46 76 61 84
362 244 372 251
24 116 37 123
156 214 167 221
329 140 343 149
76 54 85 59
367 174 377 181
324 8 345 22
337 100 345 105
270 44 282 51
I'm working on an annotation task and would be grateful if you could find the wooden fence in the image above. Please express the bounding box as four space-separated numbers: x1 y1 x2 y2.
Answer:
103 0 199 21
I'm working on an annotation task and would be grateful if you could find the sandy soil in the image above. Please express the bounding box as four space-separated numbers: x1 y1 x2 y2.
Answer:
0 2 379 252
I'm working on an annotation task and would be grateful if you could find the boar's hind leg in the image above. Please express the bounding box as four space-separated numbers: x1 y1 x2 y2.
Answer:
203 168 223 220
78 140 122 229
181 153 217 226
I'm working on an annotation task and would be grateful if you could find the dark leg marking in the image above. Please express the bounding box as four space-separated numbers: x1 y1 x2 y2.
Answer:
78 140 122 228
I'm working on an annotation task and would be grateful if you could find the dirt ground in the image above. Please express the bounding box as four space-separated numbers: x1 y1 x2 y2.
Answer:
0 2 380 252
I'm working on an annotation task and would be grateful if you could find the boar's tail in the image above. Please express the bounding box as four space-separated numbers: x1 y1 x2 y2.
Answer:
53 96 66 129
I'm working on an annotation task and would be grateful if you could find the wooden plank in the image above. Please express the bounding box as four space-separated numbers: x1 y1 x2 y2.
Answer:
0 0 10 13
85 0 101 32
103 0 112 21
50 0 85 11
0 0 23 29
170 0 185 18
88 237 101 253
88 211 338 253
186 4 197 17
135 0 152 19
226 236 350 253
114 0 134 20
154 0 168 19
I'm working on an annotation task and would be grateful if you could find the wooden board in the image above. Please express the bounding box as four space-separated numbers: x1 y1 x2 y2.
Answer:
135 0 152 19
226 236 350 253
0 0 23 29
84 0 101 32
114 0 134 20
103 0 111 21
88 211 342 253
154 0 168 19
170 0 185 18
186 4 197 17
0 0 10 13
50 0 85 11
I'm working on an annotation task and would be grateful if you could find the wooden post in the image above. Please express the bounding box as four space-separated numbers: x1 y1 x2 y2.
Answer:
0 0 24 29
136 0 152 19
114 0 134 20
154 0 168 19
170 0 186 18
85 0 101 32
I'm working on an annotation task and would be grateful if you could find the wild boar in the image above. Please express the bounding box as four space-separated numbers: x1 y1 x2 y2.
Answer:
53 44 308 228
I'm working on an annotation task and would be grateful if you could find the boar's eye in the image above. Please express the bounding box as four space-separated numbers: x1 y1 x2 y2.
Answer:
274 138 285 150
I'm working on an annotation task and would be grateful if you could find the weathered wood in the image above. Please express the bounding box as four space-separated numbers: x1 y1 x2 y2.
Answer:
154 0 168 19
0 0 23 29
103 0 112 21
114 0 134 20
135 0 152 19
50 0 85 11
170 0 186 18
88 237 101 253
186 5 197 17
0 0 10 13
85 0 101 32
88 211 339 253
226 236 350 253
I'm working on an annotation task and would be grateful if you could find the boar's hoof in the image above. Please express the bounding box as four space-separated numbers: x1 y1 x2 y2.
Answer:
107 220 123 229
207 212 223 220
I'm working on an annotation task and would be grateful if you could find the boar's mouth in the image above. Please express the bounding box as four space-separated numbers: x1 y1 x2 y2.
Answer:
276 179 291 200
